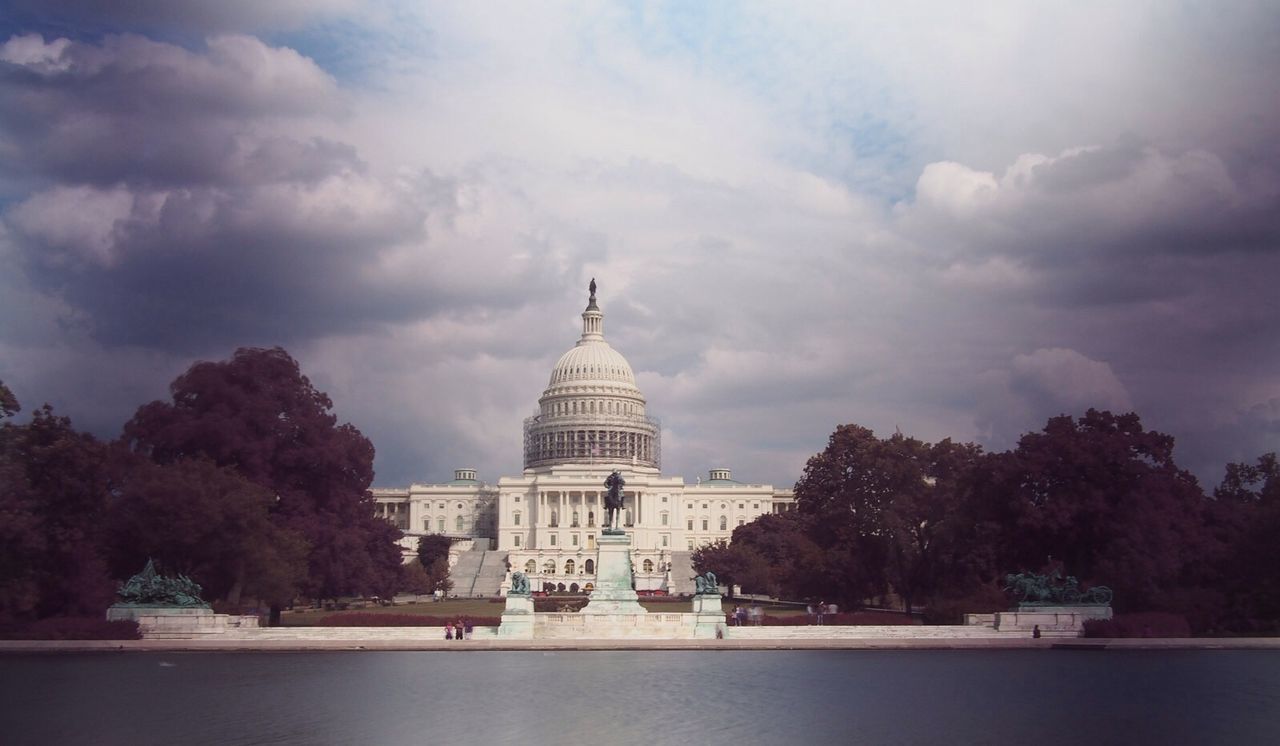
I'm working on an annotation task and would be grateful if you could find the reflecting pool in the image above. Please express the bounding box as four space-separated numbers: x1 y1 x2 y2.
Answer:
2 650 1277 745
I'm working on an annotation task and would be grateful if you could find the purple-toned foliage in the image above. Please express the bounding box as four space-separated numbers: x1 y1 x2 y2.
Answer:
316 613 500 627
0 617 141 640
1083 612 1192 638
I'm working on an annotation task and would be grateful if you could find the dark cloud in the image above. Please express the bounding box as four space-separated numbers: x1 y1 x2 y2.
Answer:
0 34 343 188
5 1 353 36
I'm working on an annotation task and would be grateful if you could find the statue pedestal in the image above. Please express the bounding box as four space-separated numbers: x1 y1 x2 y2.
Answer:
107 604 258 638
974 605 1112 637
498 595 534 638
581 534 647 616
691 594 725 639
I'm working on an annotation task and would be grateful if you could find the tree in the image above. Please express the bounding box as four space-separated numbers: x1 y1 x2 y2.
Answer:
0 400 116 621
691 540 744 599
106 457 308 607
0 380 18 419
983 409 1210 610
122 347 404 614
881 439 985 615
416 534 453 568
792 425 985 611
1213 453 1280 629
412 534 454 595
718 514 828 600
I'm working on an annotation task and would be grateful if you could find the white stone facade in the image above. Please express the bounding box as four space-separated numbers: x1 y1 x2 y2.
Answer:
372 283 794 592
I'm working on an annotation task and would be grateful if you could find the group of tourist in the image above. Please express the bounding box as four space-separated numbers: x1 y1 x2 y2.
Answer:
444 619 472 640
807 601 833 625
730 605 764 626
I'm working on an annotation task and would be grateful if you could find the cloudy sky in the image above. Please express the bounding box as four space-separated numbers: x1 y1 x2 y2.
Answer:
1 1 1277 490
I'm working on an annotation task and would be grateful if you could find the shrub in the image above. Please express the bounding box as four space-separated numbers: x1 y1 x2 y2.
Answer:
1083 612 1192 638
921 585 1010 625
730 611 920 626
0 617 142 640
316 613 500 627
534 597 588 613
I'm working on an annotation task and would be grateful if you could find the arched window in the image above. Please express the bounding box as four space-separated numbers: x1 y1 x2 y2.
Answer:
565 559 575 574
514 512 521 526
643 559 654 573
584 559 595 574
719 516 727 531
624 509 633 526
456 515 465 532
525 560 537 574
543 559 556 574
423 517 431 531
437 518 445 532
550 510 558 527
572 511 579 527
587 511 595 527
660 512 669 526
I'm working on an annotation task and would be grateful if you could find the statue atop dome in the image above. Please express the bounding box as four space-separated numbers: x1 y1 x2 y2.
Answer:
589 277 596 297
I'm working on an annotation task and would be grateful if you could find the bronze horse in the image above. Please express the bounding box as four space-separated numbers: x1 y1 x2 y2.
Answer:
603 470 625 530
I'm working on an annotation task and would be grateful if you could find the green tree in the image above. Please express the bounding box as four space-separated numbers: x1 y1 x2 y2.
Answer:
122 347 404 618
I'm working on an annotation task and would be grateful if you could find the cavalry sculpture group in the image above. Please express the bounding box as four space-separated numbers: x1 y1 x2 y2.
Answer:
1004 571 1113 606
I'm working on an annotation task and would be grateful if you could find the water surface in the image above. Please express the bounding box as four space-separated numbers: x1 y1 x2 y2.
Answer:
1 650 1276 745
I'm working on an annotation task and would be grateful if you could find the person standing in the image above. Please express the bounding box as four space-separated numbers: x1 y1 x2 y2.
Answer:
816 601 825 626
445 623 453 640
464 619 473 640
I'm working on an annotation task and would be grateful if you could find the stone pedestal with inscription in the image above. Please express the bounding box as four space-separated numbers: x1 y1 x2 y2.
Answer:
498 594 535 638
580 533 648 616
691 594 725 639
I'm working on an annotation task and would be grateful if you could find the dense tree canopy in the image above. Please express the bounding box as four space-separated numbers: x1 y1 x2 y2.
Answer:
107 457 308 606
1213 453 1280 630
0 398 116 621
691 410 1274 632
980 410 1212 610
790 426 986 612
122 347 404 603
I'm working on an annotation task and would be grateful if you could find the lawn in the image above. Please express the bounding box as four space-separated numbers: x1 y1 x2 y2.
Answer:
280 597 813 626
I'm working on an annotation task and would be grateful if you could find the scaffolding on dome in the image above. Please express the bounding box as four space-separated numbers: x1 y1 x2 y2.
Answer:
522 413 662 470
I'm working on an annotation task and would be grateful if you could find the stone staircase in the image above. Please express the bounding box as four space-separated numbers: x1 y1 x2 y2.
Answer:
667 551 697 595
470 551 509 597
449 550 486 596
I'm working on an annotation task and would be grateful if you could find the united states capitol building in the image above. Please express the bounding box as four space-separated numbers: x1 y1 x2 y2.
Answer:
372 282 794 596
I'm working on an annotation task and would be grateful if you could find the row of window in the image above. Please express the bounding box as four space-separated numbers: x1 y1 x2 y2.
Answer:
510 533 672 549
422 516 467 533
552 363 627 381
545 399 640 416
689 502 760 511
519 558 665 575
687 516 743 531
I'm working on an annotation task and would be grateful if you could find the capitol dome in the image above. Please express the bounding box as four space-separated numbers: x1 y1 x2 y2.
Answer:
522 281 661 470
